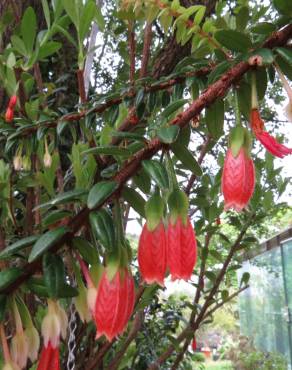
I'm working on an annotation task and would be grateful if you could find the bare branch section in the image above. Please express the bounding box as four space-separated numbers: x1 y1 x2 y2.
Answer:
0 24 291 299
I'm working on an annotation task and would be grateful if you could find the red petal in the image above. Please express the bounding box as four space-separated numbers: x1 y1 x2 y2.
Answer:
239 156 255 206
192 337 197 351
251 109 292 158
138 222 167 285
256 131 292 158
167 217 197 281
222 149 248 211
94 270 121 341
37 342 60 370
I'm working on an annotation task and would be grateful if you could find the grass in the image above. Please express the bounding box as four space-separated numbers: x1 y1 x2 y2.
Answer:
204 360 233 370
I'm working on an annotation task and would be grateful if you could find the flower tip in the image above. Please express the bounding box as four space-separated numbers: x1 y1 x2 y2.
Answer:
285 102 292 123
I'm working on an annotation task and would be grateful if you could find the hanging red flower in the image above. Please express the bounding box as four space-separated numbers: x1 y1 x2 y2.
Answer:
222 148 255 211
37 341 60 370
167 189 197 281
250 109 292 158
94 268 135 341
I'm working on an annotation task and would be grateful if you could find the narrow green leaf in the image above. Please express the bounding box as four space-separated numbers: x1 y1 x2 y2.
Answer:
28 226 69 262
79 1 96 41
0 268 22 290
0 235 39 259
122 187 146 218
214 30 252 52
161 99 187 118
87 181 119 210
142 160 170 189
41 0 51 28
205 100 224 140
275 47 292 66
157 125 180 144
35 189 87 210
72 237 99 265
38 41 62 59
89 210 116 250
171 143 203 176
21 7 37 54
82 146 132 157
43 210 72 228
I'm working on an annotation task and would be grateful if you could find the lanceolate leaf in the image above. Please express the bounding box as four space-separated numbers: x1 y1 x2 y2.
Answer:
21 7 37 55
28 226 69 262
161 99 188 118
35 189 88 210
87 181 119 210
171 143 203 176
0 268 22 290
157 125 180 144
122 187 146 217
214 30 252 52
89 210 116 250
142 160 170 189
205 99 224 140
0 235 39 259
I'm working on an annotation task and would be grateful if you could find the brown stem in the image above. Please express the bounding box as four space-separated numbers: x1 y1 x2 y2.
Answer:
128 21 136 85
26 187 34 235
33 63 44 95
140 22 153 78
77 69 87 104
9 172 18 232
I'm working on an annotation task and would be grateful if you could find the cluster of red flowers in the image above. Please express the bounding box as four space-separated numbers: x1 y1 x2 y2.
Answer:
138 190 197 285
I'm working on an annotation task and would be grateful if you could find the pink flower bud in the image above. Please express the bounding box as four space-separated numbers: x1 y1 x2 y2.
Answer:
8 96 17 109
5 108 14 122
11 331 29 369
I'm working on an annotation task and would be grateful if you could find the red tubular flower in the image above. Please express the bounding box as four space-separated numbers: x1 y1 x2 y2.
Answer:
192 337 197 351
5 107 14 122
37 342 60 370
167 216 197 281
8 96 17 109
222 148 255 211
138 222 167 286
94 268 135 341
250 109 292 158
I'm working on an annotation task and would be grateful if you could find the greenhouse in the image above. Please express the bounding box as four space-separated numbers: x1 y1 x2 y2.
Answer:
238 227 292 369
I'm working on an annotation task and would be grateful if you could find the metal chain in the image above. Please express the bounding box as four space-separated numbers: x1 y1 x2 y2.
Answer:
67 299 78 370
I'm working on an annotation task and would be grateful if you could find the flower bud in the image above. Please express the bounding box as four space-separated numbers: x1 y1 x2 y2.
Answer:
5 108 14 122
22 157 31 171
13 156 22 171
55 302 68 340
11 331 29 369
41 301 62 348
43 151 52 168
75 285 92 323
25 325 40 362
87 286 97 313
8 96 17 109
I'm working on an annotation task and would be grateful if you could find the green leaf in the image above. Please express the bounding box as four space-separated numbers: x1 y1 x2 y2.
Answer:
28 226 69 262
0 235 39 259
89 210 116 250
79 1 96 41
38 41 62 59
142 160 170 189
122 187 146 218
72 237 99 265
43 210 72 228
251 22 276 35
62 0 79 29
275 47 292 66
82 146 132 157
161 99 188 118
236 6 249 31
133 168 151 194
41 0 51 28
0 268 22 290
171 142 203 176
11 35 27 56
237 81 251 120
205 99 224 140
43 253 78 298
214 30 252 52
241 272 250 286
157 125 180 144
35 189 87 210
87 181 119 210
221 290 229 301
26 277 49 297
273 0 292 16
21 7 37 55
95 5 105 31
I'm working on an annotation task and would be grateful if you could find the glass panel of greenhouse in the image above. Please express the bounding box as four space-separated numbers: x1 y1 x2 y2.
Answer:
238 236 292 368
